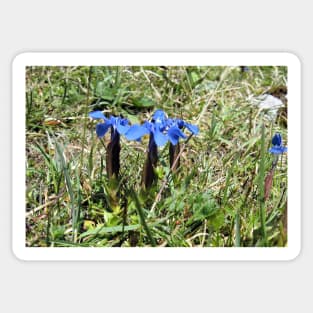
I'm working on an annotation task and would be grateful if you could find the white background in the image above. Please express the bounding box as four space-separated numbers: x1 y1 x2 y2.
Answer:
1 1 311 312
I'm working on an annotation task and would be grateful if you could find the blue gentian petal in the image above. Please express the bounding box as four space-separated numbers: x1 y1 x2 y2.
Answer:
96 122 111 138
168 125 187 145
269 146 288 154
125 125 150 141
120 118 129 126
269 133 287 154
272 133 282 146
115 118 130 135
166 118 174 128
89 111 107 120
152 127 168 147
175 119 185 129
108 116 117 127
152 110 167 124
184 122 199 135
117 123 130 135
143 121 152 132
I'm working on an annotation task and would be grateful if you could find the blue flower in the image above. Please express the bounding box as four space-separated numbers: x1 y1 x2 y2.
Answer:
125 110 168 147
89 111 130 179
269 133 287 154
123 109 200 188
167 124 187 145
125 109 199 147
89 111 130 139
124 124 150 141
151 109 167 126
166 118 199 145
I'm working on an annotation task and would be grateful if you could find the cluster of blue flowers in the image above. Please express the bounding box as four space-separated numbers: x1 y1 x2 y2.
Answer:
89 109 287 192
89 109 199 147
89 109 199 185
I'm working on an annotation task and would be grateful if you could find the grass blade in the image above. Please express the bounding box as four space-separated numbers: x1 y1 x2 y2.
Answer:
54 139 78 242
131 189 156 247
258 124 268 246
222 152 239 207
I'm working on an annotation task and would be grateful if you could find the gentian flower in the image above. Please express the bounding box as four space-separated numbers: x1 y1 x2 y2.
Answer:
151 109 167 125
125 109 168 147
265 133 287 201
89 111 130 139
125 111 199 146
166 118 199 171
144 110 167 188
124 109 200 187
125 110 169 188
269 133 287 154
166 118 199 145
89 111 130 179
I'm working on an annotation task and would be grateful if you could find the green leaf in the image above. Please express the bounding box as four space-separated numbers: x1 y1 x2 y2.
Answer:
132 96 156 108
79 224 141 239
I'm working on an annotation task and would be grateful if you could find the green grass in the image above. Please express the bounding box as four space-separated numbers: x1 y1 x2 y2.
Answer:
25 65 288 247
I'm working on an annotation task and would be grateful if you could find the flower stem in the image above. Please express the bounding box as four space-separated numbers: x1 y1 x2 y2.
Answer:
131 189 156 247
169 142 180 172
142 137 158 189
150 133 194 213
106 131 121 179
259 124 268 246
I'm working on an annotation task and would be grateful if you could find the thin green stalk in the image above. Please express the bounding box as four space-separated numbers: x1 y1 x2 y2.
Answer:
75 166 82 241
61 67 68 105
196 67 231 124
88 140 94 178
222 152 239 207
112 67 122 107
150 133 194 214
235 179 252 247
34 142 59 193
79 66 93 177
45 203 52 246
26 67 33 124
131 189 156 247
235 212 241 247
259 124 268 246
